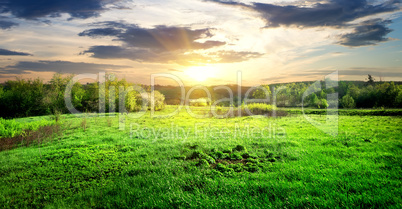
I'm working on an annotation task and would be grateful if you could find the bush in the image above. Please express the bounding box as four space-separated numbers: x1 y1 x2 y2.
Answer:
319 99 329 109
135 91 166 111
189 98 211 106
341 95 355 108
0 73 167 118
230 103 285 117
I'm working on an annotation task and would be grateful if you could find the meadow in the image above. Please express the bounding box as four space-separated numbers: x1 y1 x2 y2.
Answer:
0 106 401 208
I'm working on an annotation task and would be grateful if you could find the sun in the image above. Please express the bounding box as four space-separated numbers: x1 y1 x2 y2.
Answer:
185 66 216 82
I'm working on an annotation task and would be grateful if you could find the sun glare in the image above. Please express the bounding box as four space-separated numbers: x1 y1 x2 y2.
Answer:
185 66 216 82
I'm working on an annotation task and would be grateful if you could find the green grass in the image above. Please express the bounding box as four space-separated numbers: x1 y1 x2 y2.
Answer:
283 108 402 116
0 106 401 208
0 117 55 138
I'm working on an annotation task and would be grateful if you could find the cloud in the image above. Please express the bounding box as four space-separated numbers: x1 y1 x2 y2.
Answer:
338 19 393 47
80 22 263 65
211 50 263 63
81 45 263 65
79 23 226 51
0 60 130 74
208 0 400 28
0 0 122 19
168 69 182 72
0 16 18 29
207 0 399 47
0 48 32 56
345 67 402 77
78 28 124 38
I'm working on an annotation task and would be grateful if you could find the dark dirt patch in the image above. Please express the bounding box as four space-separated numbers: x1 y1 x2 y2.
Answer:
210 159 247 168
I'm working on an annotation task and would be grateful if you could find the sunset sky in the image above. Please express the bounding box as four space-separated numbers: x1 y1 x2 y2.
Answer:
0 0 401 85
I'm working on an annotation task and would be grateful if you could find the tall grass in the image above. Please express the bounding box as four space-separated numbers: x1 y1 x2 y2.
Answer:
235 103 287 117
0 118 55 138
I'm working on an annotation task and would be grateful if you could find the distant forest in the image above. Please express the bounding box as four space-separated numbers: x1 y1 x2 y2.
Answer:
1 74 401 118
156 75 402 109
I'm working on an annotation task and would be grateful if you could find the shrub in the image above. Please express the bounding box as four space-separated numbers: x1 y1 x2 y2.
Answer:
136 91 166 111
226 103 286 118
189 98 211 107
341 95 355 108
319 99 329 109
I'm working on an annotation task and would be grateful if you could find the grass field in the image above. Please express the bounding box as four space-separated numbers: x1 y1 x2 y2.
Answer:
1 106 401 208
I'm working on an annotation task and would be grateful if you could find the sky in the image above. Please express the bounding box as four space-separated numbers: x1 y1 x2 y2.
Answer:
0 0 401 86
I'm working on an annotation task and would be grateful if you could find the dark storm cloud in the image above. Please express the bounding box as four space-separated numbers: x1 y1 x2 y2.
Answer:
79 23 226 51
338 19 393 47
81 45 263 65
0 0 122 19
0 60 130 74
208 0 400 28
0 48 32 56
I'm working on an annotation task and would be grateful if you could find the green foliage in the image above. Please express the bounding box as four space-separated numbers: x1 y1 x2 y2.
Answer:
340 95 355 108
196 159 210 168
319 98 329 109
309 93 319 108
189 97 211 107
239 103 279 116
125 91 139 112
0 117 54 138
0 77 46 118
234 145 246 152
252 86 271 100
80 117 87 131
0 108 401 208
285 108 402 116
230 152 243 160
139 91 166 111
0 73 166 118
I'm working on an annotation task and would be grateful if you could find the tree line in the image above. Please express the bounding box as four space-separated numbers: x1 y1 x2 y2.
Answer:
0 73 165 119
1 73 401 118
267 75 402 108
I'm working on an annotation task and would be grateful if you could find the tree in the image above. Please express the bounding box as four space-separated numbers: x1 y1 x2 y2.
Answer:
44 73 73 114
0 78 45 118
395 87 402 108
134 91 165 111
366 74 375 86
347 84 360 100
252 86 271 101
309 93 319 108
319 99 329 109
340 95 355 108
